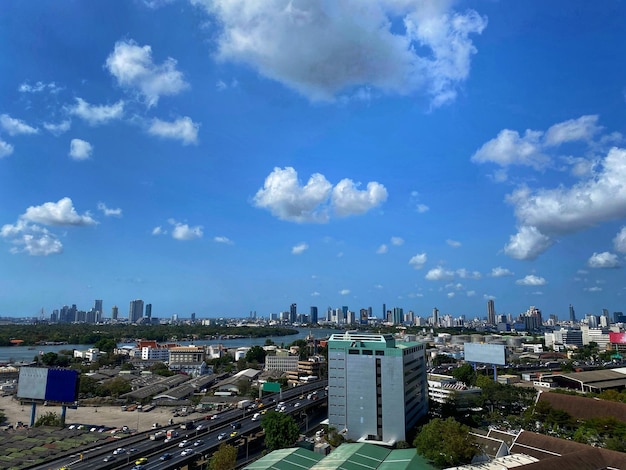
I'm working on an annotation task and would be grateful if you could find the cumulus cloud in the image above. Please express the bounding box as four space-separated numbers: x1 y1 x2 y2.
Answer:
515 274 547 286
0 114 38 136
507 147 626 235
425 266 454 281
194 0 486 106
0 139 14 158
253 167 386 223
390 236 404 246
97 202 122 217
376 244 388 254
18 81 62 94
584 286 603 292
147 117 199 145
22 197 96 226
69 139 93 160
409 252 427 269
169 219 203 240
466 290 476 297
68 98 124 125
456 268 481 279
311 291 320 297
587 251 621 269
291 242 309 255
613 227 626 253
447 292 455 298
416 204 429 213
214 236 233 244
0 220 63 256
152 226 165 236
43 120 71 136
490 266 514 277
471 115 600 170
339 289 351 295
446 239 461 248
331 179 388 216
105 39 188 107
503 226 553 260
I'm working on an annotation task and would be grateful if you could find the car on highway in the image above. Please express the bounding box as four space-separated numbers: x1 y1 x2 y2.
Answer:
178 439 189 447
159 452 172 461
181 448 194 456
217 432 227 440
135 457 148 466
194 439 204 446
103 455 116 462
230 431 238 438
196 424 205 431
113 447 126 455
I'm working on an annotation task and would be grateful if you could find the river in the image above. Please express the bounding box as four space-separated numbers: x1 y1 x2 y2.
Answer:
0 327 344 363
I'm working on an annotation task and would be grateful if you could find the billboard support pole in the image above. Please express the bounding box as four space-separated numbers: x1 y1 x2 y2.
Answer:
29 402 36 427
493 364 497 382
61 405 67 426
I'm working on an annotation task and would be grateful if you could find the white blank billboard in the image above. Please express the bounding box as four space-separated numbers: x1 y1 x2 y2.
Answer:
464 343 506 366
17 367 48 400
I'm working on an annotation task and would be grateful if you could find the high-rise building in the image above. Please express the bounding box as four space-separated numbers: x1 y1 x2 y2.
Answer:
327 332 428 444
94 299 103 317
310 306 318 324
111 305 119 321
392 307 403 325
569 304 576 323
487 299 495 326
145 303 152 319
129 299 144 323
289 303 297 323
432 307 439 327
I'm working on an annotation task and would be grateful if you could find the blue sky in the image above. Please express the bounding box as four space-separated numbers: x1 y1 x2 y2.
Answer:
1 1 626 321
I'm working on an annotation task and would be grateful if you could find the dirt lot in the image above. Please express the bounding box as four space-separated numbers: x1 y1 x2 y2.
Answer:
0 395 177 431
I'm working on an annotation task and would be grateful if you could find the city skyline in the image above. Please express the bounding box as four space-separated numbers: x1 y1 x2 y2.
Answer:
2 2 626 319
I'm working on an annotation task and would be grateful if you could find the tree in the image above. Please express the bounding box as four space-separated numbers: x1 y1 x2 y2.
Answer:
94 337 117 354
209 444 237 470
452 363 477 386
245 345 267 365
34 411 63 427
261 411 300 451
414 417 479 468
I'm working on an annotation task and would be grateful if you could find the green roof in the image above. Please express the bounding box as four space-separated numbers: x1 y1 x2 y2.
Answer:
244 444 437 470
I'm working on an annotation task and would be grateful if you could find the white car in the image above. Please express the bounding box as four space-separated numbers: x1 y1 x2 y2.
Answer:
113 447 126 455
181 448 193 456
178 440 189 448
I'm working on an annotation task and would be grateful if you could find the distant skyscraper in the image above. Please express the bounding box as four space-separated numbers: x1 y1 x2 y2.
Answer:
289 303 297 323
191 312 196 322
94 300 103 316
393 307 403 325
432 307 439 327
145 303 152 319
129 299 144 323
487 299 495 325
310 306 318 324
569 304 576 323
111 305 118 320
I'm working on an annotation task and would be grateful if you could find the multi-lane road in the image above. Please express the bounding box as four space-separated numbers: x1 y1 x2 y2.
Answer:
35 380 327 470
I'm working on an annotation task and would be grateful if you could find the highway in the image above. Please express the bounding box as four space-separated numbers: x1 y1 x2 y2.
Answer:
35 380 327 470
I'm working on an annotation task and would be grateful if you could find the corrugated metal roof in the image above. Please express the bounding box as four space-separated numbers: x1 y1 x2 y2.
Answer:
243 448 323 470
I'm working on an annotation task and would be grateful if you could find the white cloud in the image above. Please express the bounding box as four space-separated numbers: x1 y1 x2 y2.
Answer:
0 114 39 136
425 266 454 281
416 204 429 213
456 268 481 279
311 291 320 297
483 294 496 300
613 227 626 253
447 292 455 298
22 197 96 226
195 0 486 106
97 202 122 217
68 98 124 125
584 286 603 292
0 139 14 158
587 251 621 269
105 39 188 107
69 138 93 160
466 290 476 297
374 284 383 289
507 147 626 235
0 220 63 256
43 120 71 136
291 242 309 255
409 252 427 269
254 167 387 223
339 289 350 295
544 115 601 146
152 226 165 235
331 179 388 216
390 236 404 246
515 274 547 286
446 239 461 248
18 81 62 94
147 117 199 145
490 266 514 277
376 244 388 254
503 226 553 260
214 236 234 245
471 115 600 170
170 220 203 240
